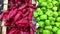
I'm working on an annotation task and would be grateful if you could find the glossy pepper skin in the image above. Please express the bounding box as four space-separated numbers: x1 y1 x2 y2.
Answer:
4 21 11 26
15 19 29 27
0 0 36 34
18 3 27 10
23 10 29 17
7 28 17 34
11 11 22 25
34 0 60 34
6 9 14 21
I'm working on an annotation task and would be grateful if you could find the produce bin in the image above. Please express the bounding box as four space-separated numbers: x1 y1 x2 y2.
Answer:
34 0 60 34
1 0 36 34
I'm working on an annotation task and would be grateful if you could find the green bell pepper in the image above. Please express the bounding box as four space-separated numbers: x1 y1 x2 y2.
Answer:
52 27 58 32
52 6 57 11
40 14 47 20
45 25 52 30
57 30 60 34
33 11 38 17
46 9 53 16
47 3 53 8
45 20 50 26
53 11 58 17
55 22 60 27
38 21 44 27
41 2 47 6
43 30 51 34
56 17 60 22
48 17 55 21
52 0 58 5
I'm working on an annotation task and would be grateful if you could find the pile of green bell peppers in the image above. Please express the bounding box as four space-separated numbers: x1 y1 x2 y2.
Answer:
34 0 60 34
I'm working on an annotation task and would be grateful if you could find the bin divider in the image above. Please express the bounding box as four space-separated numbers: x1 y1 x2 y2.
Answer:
1 0 8 34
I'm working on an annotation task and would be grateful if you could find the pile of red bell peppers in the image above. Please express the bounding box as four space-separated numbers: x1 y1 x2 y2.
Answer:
0 0 36 34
